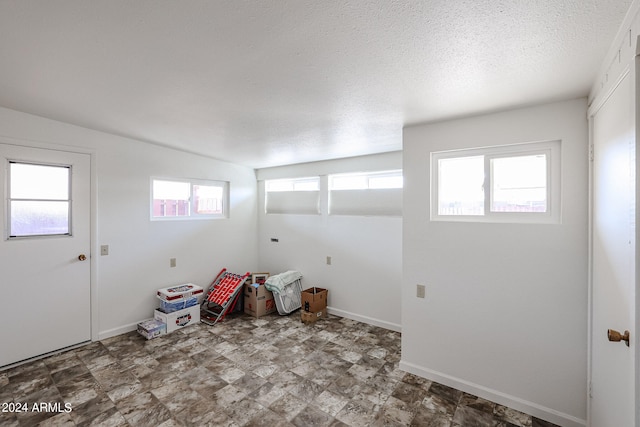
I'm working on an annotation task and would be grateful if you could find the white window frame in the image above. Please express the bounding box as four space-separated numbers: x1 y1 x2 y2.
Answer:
7 160 73 239
151 177 229 221
430 140 561 224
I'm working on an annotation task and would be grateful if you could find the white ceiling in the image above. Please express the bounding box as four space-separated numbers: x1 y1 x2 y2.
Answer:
0 1 633 169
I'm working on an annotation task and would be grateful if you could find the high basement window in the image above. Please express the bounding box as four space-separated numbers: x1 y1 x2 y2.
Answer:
431 140 561 223
265 177 320 214
151 178 229 220
329 170 403 216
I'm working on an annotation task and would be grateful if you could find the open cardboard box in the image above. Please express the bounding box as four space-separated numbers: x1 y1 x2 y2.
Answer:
301 287 328 313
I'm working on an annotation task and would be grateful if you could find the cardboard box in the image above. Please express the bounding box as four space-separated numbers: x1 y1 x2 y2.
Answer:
154 305 200 333
244 283 276 318
301 287 328 313
301 308 327 324
157 283 204 302
137 318 166 339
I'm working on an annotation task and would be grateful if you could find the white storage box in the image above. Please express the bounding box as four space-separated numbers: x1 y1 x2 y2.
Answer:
157 283 203 302
154 305 200 333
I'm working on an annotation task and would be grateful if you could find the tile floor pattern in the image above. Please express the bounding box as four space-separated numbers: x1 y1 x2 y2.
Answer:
0 313 560 427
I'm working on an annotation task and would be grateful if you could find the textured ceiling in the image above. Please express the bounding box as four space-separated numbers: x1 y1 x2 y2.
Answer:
0 0 633 168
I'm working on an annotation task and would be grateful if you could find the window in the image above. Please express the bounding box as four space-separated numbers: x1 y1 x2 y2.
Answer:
266 177 319 192
329 170 403 190
265 177 320 214
8 162 71 238
329 170 403 216
431 141 560 223
151 178 228 220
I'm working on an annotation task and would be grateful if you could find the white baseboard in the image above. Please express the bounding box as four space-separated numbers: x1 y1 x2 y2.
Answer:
98 322 139 341
99 309 401 342
399 360 586 427
327 307 402 333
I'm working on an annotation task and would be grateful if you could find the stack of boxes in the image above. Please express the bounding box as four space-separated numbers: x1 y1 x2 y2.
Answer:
300 287 328 324
137 283 203 339
138 278 329 338
155 283 203 333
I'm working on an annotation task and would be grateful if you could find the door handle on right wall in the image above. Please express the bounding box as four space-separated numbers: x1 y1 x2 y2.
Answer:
607 329 630 347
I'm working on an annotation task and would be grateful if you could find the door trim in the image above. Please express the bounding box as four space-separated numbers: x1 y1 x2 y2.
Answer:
586 41 639 426
631 36 640 427
586 66 631 427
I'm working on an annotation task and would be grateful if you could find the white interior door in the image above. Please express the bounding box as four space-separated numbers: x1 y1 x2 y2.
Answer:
589 67 636 425
0 143 91 368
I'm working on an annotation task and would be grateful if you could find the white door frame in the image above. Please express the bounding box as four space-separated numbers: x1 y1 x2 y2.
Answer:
636 40 640 427
0 136 99 347
586 41 639 427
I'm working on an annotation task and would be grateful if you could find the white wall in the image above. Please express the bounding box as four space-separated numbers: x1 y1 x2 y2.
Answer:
256 152 402 331
401 99 588 427
0 107 258 339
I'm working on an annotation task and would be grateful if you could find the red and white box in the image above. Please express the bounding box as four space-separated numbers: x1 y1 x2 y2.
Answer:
157 283 204 302
154 305 200 333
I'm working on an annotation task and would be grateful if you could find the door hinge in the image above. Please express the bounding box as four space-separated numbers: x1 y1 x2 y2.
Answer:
589 145 594 162
588 381 593 398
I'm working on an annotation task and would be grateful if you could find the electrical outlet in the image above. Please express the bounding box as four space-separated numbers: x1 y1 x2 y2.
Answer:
416 284 426 298
170 258 177 268
100 245 109 256
326 256 332 265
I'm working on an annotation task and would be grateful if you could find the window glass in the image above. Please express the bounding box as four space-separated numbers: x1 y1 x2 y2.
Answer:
369 174 403 189
266 177 319 192
329 170 403 190
193 184 224 215
331 175 368 190
10 201 70 236
8 162 71 237
490 154 547 213
152 180 190 217
431 141 559 223
10 163 69 200
437 156 484 215
151 178 228 220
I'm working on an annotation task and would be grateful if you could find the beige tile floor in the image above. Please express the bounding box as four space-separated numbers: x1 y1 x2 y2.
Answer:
0 312 560 426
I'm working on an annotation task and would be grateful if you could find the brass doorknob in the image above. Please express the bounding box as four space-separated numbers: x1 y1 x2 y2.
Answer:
78 254 87 261
607 329 630 347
